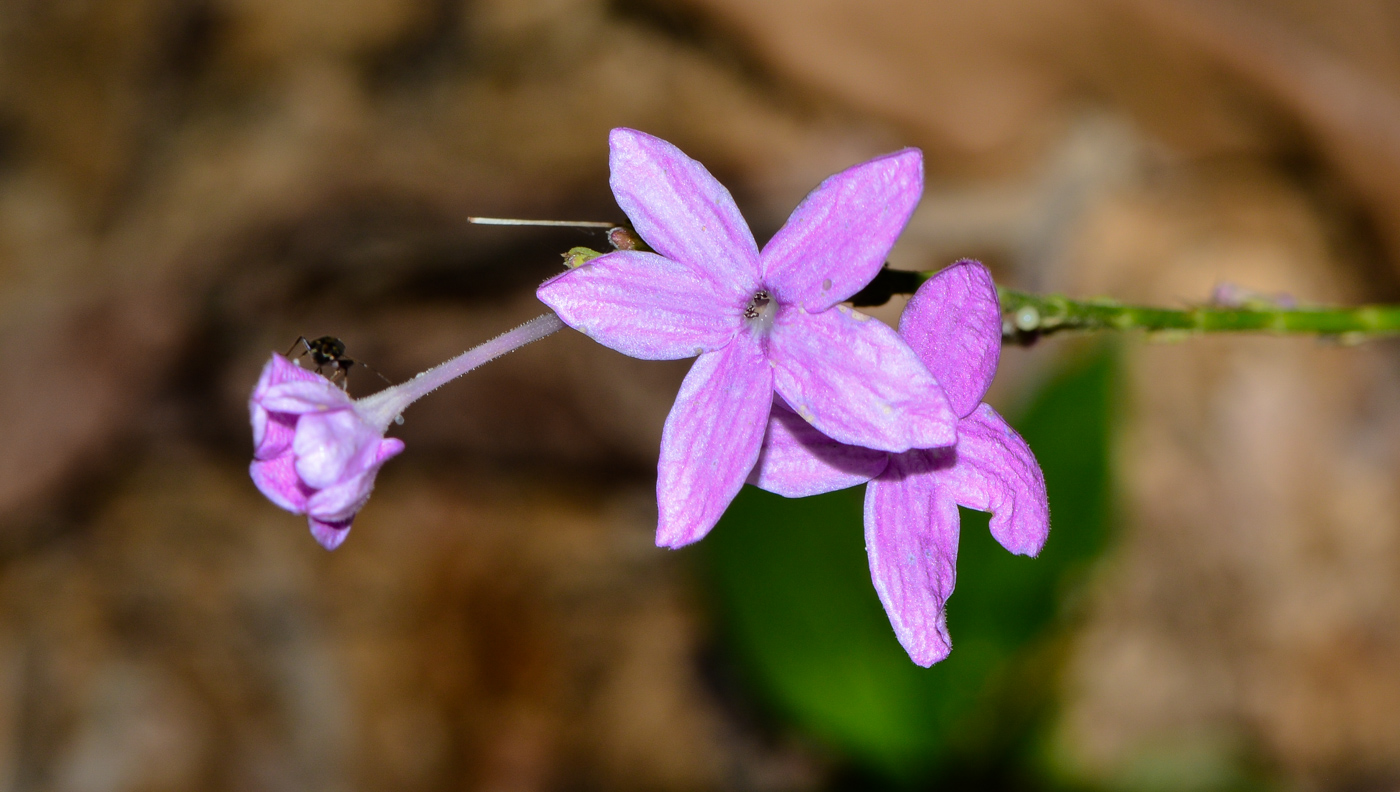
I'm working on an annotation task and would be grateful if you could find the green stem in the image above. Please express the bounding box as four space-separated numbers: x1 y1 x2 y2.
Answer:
848 267 1400 344
993 286 1400 343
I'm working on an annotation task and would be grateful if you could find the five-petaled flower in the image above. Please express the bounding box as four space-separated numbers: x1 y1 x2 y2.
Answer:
751 260 1049 666
249 353 405 550
538 128 958 547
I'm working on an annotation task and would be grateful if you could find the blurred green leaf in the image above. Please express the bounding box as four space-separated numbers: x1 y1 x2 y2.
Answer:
701 343 1119 785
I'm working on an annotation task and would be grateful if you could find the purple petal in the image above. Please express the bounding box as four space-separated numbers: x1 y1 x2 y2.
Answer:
769 306 957 452
900 260 1002 417
308 516 354 551
762 149 923 312
253 411 299 460
749 397 889 497
292 410 379 489
537 250 740 360
375 437 406 463
865 449 959 667
252 353 324 398
940 404 1049 556
250 454 311 514
608 129 761 294
250 354 327 452
656 335 773 548
261 379 354 414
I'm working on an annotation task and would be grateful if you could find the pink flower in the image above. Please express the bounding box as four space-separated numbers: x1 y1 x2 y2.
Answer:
537 128 957 548
249 354 405 550
250 314 565 549
752 260 1049 666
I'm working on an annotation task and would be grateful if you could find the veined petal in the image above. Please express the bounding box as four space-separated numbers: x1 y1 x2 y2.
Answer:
250 454 311 514
251 353 332 452
770 306 957 452
900 260 1002 417
292 410 380 489
865 449 960 667
656 335 773 548
608 128 760 294
939 404 1049 556
261 379 354 414
537 250 739 360
308 516 354 551
749 397 889 497
762 149 923 312
253 412 298 461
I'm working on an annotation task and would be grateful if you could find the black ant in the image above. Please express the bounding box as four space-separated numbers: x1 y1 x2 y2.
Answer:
286 336 390 391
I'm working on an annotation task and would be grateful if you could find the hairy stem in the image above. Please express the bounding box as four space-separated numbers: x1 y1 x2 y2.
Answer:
356 312 565 430
847 267 1400 343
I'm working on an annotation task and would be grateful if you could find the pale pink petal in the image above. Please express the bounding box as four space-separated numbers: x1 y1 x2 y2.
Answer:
537 250 740 360
762 149 923 311
250 454 311 513
306 470 373 522
608 128 760 294
308 516 354 551
900 260 1002 417
749 397 889 497
938 404 1049 556
864 449 959 667
306 440 403 526
261 379 354 414
292 410 379 489
656 334 773 548
769 306 957 453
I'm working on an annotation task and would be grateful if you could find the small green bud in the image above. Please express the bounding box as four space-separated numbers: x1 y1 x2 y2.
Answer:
563 247 605 269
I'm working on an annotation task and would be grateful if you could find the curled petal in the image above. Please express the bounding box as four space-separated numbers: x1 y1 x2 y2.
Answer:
900 260 1002 417
260 379 354 414
537 250 740 360
253 353 324 396
304 437 405 522
608 128 760 294
251 354 329 452
749 397 889 497
762 149 923 312
292 410 380 489
250 454 311 514
865 449 960 667
939 404 1049 556
656 335 773 548
770 306 957 452
308 516 354 551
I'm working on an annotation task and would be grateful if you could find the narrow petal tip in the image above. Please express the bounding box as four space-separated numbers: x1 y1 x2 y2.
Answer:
309 516 354 551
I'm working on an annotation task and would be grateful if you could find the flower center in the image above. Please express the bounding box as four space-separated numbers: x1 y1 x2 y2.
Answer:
743 289 777 337
743 290 771 319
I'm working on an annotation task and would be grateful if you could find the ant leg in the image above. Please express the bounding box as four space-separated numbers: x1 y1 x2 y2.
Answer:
286 336 313 358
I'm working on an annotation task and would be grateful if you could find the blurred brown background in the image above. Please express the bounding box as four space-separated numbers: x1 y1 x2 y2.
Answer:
2 0 1400 789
